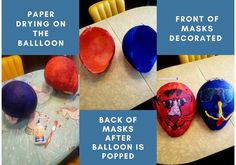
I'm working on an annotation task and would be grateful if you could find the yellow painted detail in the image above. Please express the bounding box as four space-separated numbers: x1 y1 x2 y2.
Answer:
204 101 233 120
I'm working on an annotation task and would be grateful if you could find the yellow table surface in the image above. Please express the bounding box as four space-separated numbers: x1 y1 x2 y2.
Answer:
79 6 157 110
156 55 234 164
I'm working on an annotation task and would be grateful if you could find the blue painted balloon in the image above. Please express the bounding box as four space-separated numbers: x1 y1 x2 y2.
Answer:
197 79 234 130
2 81 37 118
122 25 157 73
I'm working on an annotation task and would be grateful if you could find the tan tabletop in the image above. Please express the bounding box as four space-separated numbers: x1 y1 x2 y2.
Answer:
79 6 157 110
156 55 234 164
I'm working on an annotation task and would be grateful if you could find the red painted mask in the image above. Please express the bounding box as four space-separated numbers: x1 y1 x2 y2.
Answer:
80 27 115 74
153 82 196 137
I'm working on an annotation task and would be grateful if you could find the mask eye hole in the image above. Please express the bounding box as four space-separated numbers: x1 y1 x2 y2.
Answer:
163 100 173 109
200 88 214 102
178 98 186 106
223 89 234 103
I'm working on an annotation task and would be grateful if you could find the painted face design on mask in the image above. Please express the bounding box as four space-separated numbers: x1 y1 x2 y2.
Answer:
153 82 196 137
197 79 234 130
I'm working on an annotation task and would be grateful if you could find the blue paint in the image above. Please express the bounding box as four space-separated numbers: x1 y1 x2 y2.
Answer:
197 79 234 130
2 81 37 118
122 25 157 73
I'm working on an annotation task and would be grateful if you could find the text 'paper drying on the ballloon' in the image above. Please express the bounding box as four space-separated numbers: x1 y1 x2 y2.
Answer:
16 11 66 47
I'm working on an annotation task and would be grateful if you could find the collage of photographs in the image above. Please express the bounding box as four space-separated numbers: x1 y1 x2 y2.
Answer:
1 0 235 165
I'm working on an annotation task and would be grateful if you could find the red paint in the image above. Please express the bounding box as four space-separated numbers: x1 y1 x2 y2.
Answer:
44 56 78 94
216 117 224 127
80 27 115 74
153 82 196 137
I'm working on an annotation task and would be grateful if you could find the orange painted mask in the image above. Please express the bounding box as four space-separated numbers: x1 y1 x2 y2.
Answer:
80 27 115 74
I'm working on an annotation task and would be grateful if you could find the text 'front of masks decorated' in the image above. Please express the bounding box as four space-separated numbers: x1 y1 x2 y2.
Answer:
197 79 234 130
153 82 196 137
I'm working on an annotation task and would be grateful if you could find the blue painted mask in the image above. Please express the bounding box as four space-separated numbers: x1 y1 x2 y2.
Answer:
122 25 157 73
197 79 234 130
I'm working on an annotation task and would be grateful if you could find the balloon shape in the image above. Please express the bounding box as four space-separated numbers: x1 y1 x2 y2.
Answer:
122 25 157 73
2 81 37 118
197 79 234 130
153 82 196 137
80 27 115 74
44 56 78 94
